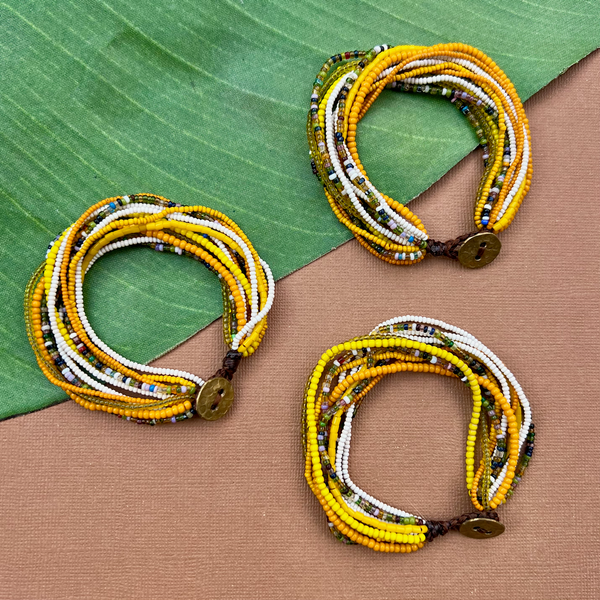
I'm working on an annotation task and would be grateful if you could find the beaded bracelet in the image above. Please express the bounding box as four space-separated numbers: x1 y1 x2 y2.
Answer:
307 44 532 268
303 316 534 553
25 194 275 425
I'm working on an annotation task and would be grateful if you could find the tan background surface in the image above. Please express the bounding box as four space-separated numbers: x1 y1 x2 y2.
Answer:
1 51 599 600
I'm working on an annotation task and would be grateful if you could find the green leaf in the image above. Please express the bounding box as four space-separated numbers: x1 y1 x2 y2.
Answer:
1 0 599 419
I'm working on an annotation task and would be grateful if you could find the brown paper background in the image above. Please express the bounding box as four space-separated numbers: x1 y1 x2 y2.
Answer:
1 51 599 600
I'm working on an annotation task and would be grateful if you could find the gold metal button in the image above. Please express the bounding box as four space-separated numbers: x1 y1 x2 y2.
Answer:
457 232 501 268
459 517 505 539
195 377 234 421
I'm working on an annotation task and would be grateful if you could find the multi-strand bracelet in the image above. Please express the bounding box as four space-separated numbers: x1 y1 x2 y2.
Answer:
307 43 532 268
25 194 275 424
303 316 534 553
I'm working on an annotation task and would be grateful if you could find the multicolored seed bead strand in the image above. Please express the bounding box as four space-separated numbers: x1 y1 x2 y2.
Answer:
307 44 532 268
303 316 534 552
25 194 275 425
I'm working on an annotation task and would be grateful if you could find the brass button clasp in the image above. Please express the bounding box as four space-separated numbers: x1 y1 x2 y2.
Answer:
459 517 505 539
457 232 501 268
195 377 234 421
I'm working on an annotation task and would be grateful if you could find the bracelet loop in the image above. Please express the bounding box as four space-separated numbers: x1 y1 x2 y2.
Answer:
308 43 532 267
302 316 534 553
25 194 275 425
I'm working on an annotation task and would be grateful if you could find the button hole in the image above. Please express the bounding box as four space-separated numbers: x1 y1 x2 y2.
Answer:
211 389 225 411
475 241 488 261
